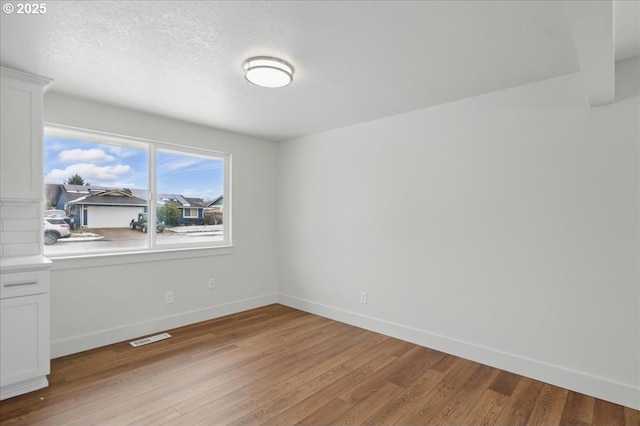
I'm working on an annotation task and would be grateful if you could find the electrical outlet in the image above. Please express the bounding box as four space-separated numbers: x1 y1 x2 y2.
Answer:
165 291 174 304
360 291 368 304
208 278 215 289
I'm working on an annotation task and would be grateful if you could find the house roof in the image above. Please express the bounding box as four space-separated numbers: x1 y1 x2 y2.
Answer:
67 188 147 207
63 184 110 194
184 198 207 208
60 184 118 203
58 185 209 209
157 194 207 209
158 194 190 208
208 195 223 207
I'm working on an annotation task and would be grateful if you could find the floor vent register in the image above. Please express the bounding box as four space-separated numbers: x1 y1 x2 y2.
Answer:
129 332 172 347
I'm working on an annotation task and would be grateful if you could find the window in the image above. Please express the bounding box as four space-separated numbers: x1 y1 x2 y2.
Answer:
183 208 199 219
43 124 230 257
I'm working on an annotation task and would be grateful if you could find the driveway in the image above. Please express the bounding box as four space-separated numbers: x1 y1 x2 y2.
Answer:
77 228 147 241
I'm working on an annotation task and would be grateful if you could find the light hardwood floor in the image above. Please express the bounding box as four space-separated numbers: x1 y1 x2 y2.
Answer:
0 304 637 425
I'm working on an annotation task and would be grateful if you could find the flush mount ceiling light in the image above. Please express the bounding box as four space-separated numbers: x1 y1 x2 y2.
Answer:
243 56 294 88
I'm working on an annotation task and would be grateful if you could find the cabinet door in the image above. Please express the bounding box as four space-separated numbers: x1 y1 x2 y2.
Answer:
0 294 50 387
0 75 45 200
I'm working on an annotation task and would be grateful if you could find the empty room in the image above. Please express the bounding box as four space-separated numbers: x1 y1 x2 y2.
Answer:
0 1 638 425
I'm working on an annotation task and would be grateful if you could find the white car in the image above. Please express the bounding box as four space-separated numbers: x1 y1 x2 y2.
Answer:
44 209 75 229
44 218 70 245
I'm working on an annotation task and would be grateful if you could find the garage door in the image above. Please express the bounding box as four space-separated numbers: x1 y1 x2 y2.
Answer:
87 206 145 228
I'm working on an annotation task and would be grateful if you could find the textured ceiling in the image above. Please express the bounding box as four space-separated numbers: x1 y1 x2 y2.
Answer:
1 1 638 142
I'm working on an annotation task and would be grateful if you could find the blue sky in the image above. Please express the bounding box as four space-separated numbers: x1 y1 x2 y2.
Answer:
44 136 224 201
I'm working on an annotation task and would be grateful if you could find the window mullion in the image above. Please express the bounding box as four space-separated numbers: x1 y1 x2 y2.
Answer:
148 144 157 248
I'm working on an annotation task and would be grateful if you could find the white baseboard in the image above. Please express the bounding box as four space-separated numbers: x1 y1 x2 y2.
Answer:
278 293 640 410
50 293 278 358
0 376 48 401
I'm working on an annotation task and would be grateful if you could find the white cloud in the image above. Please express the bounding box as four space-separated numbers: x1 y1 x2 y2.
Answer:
58 149 115 163
45 163 132 185
160 158 200 172
107 146 138 158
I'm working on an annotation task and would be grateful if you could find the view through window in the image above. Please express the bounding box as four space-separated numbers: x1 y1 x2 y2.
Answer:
43 125 229 256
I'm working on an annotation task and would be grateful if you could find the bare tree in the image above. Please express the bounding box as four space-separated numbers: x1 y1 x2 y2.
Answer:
44 184 61 209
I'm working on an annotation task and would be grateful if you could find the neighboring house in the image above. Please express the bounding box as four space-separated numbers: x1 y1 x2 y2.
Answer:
184 197 208 221
204 195 224 225
157 194 207 224
67 188 146 228
45 183 101 211
46 184 121 227
47 184 213 227
207 195 223 212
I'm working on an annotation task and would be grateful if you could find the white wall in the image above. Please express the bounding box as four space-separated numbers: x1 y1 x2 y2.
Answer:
44 93 279 357
277 59 640 409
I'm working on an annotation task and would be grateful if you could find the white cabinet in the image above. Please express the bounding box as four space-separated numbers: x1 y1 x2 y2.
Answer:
0 67 52 201
0 66 53 401
1 68 52 259
1 295 50 391
0 262 51 400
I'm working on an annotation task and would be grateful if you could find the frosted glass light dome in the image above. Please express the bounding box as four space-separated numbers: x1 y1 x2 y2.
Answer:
243 57 294 88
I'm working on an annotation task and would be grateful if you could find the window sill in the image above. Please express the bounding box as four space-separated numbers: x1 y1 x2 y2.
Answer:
48 245 234 271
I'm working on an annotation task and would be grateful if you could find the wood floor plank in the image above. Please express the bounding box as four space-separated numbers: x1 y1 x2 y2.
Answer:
427 364 501 425
229 333 391 425
387 346 446 388
494 376 544 426
561 391 596 425
146 318 329 391
296 397 351 425
527 383 569 426
195 337 398 424
489 369 522 397
279 356 404 424
337 345 438 405
593 398 626 426
260 338 404 425
624 406 640 426
167 322 363 419
461 389 509 426
99 400 181 426
1 304 638 426
362 368 447 425
331 381 405 425
431 352 464 374
0 392 79 426
124 406 181 426
395 358 484 424
168 326 375 425
358 355 467 426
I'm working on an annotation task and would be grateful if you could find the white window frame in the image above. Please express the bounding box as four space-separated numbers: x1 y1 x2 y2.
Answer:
183 208 199 219
44 123 232 261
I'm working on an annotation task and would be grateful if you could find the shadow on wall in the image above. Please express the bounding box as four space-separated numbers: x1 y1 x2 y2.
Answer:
615 58 640 102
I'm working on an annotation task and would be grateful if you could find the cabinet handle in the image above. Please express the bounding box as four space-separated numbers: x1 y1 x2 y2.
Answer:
3 281 37 288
